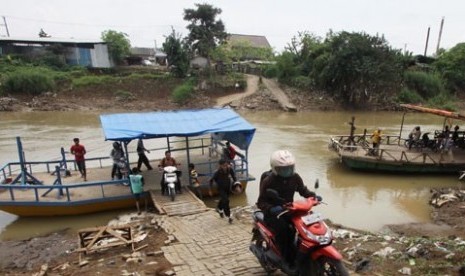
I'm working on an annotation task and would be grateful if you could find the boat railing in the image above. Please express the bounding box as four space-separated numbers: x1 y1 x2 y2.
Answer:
0 179 131 203
193 156 253 182
329 134 447 164
329 134 402 148
0 156 111 183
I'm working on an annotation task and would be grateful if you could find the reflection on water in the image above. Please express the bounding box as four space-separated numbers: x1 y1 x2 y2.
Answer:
1 110 464 240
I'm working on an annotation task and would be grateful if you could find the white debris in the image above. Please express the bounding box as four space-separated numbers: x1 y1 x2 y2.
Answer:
398 267 412 275
373 246 396 258
133 231 148 243
383 235 394 241
406 245 422 257
332 229 359 239
445 253 455 259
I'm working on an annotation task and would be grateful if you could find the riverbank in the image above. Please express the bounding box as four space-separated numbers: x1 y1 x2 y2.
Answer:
0 75 343 113
0 195 464 275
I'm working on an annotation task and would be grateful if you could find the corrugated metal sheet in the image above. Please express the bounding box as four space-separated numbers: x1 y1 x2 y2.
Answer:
0 36 105 44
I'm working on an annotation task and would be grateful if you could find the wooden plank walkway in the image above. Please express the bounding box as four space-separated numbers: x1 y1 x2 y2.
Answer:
149 187 209 216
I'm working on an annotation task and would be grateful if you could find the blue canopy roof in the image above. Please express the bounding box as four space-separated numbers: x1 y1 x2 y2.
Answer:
100 108 256 150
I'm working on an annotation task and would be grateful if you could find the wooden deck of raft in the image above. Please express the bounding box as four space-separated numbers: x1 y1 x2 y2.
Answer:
149 187 209 216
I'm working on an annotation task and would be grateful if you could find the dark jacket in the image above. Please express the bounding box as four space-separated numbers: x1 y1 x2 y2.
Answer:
256 173 315 214
210 167 237 190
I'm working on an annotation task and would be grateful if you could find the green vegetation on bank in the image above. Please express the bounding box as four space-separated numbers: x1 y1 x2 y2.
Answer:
172 79 195 103
2 3 465 111
263 30 465 110
3 67 55 96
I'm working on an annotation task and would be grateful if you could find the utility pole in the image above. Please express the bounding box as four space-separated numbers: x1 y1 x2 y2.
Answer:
2 16 10 37
436 17 445 56
154 39 157 65
424 26 430 56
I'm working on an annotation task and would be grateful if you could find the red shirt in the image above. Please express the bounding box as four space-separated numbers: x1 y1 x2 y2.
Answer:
70 144 86 161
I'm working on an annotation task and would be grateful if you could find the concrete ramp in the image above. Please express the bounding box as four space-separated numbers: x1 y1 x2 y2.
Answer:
262 78 297 112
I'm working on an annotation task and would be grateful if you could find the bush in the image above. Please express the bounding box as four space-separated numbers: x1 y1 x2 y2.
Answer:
403 71 444 99
172 80 195 104
291 76 313 89
3 69 55 95
397 88 424 104
262 66 278 78
38 53 67 69
72 75 116 87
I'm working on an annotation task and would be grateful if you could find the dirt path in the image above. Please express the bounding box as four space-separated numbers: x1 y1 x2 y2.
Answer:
215 74 259 107
215 75 297 112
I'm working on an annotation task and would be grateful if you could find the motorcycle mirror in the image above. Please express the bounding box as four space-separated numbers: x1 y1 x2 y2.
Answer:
315 179 319 189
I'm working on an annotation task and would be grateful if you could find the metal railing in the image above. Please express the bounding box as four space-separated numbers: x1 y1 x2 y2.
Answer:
1 156 110 184
0 179 130 203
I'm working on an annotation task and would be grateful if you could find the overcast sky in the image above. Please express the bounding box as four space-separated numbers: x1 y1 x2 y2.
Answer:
2 0 464 55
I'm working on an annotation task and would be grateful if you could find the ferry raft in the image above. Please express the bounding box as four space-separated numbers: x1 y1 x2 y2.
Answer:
0 108 256 217
328 104 465 174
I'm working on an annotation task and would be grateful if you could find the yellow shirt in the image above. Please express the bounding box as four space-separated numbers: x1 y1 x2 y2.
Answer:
372 130 382 144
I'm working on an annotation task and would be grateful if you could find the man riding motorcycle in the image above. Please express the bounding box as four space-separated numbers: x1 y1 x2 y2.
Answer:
256 150 316 268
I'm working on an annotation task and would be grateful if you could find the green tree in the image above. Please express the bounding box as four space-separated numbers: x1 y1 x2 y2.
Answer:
183 3 228 58
312 31 404 107
101 30 131 65
285 31 323 76
434 43 465 93
275 52 300 83
162 28 189 78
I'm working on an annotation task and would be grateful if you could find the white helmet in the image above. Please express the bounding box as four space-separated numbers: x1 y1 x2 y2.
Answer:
270 150 295 178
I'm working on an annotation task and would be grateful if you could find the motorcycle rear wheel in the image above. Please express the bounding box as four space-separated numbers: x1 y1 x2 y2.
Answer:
299 256 349 276
252 229 277 274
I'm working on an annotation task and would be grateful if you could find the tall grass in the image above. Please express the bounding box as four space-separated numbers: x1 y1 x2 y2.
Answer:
172 80 195 104
397 88 424 104
3 68 55 95
403 71 444 99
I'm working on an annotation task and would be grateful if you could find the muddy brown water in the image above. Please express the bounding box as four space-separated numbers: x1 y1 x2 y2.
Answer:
0 110 462 240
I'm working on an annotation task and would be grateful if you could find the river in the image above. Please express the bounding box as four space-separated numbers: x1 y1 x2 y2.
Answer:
0 110 461 240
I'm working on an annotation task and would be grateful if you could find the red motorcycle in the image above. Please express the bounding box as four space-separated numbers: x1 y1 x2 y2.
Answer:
250 188 349 276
